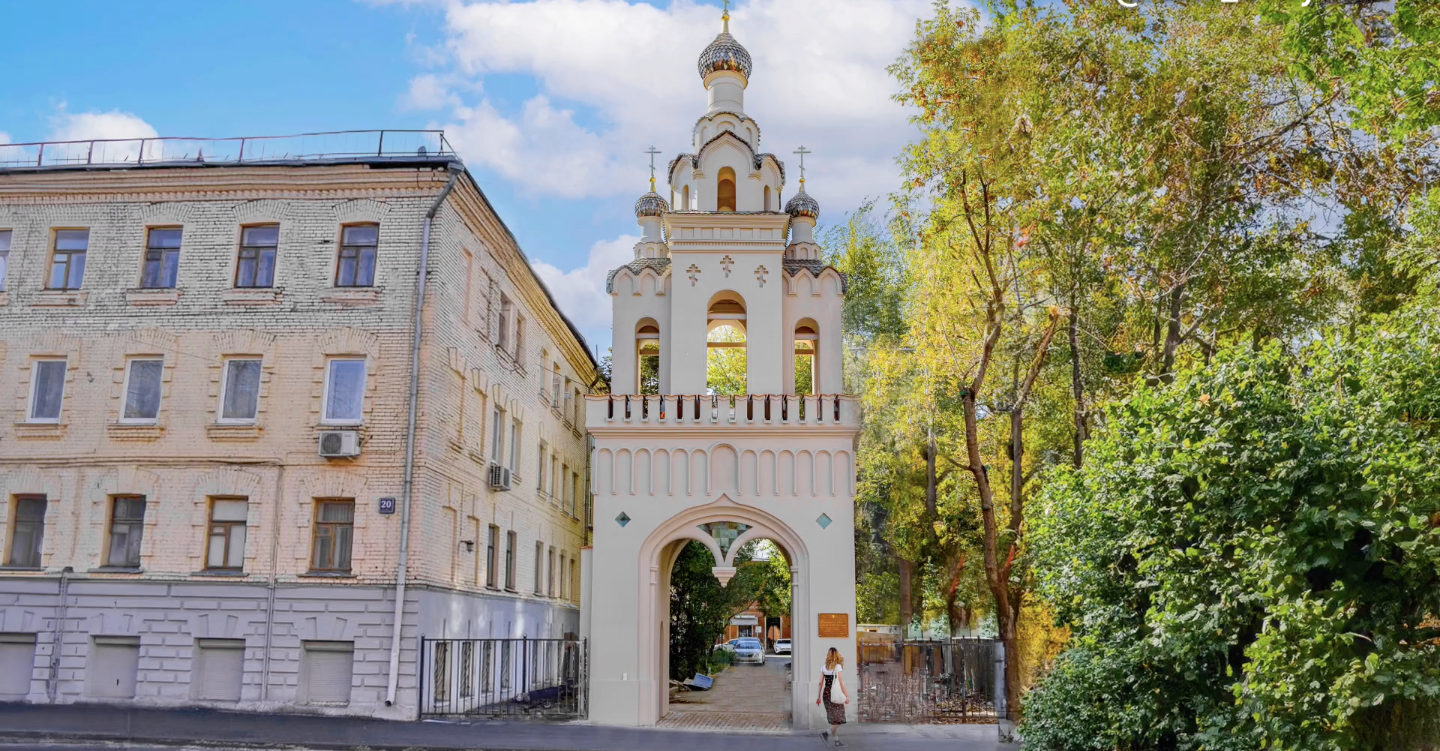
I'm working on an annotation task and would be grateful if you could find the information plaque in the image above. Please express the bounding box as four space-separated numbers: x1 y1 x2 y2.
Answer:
818 613 849 638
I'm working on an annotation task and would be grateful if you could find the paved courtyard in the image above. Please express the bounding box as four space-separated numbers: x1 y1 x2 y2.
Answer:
659 652 794 732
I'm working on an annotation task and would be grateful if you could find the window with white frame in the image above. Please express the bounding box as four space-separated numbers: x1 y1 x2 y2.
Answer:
571 472 581 518
486 525 499 589
490 406 505 464
559 553 567 599
551 364 561 405
121 358 164 423
515 315 526 366
534 541 544 594
504 531 516 590
562 378 572 422
549 455 558 498
497 295 512 351
547 547 556 597
0 229 11 292
27 359 66 423
219 358 262 423
561 463 569 509
323 358 366 425
508 420 521 474
536 441 547 492
573 387 582 425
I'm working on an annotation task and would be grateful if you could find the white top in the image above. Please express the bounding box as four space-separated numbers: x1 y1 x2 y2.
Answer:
822 665 843 677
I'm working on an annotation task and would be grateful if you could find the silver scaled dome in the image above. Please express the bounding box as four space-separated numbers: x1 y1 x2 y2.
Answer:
784 189 820 220
634 191 670 218
697 31 752 80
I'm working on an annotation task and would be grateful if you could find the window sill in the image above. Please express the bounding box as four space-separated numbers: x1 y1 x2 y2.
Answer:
13 422 66 440
90 566 143 574
208 423 262 442
321 287 382 306
223 288 283 306
300 571 356 579
0 566 44 573
107 422 164 441
32 290 88 307
126 288 182 306
468 449 487 465
192 570 247 577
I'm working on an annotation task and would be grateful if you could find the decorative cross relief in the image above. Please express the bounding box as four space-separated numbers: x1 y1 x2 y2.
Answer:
720 255 734 277
755 265 768 287
686 264 701 286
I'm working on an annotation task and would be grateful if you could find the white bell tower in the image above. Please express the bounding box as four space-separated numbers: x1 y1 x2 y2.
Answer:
582 6 858 732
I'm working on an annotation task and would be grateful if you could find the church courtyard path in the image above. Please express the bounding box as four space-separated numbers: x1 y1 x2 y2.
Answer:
659 652 793 732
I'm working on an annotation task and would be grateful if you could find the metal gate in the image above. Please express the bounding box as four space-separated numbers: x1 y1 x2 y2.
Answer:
857 638 998 724
418 637 587 719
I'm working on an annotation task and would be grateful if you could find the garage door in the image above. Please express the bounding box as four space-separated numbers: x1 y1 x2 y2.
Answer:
0 634 37 698
194 639 245 702
86 636 141 699
301 641 353 706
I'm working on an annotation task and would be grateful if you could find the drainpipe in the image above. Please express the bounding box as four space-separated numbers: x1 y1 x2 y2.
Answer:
47 567 72 703
386 163 462 708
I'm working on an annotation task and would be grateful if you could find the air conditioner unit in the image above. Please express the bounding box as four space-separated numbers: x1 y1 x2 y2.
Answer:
318 430 361 458
489 463 512 491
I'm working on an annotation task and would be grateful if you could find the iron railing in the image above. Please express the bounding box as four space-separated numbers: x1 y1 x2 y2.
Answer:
0 130 454 170
857 638 999 725
418 637 586 720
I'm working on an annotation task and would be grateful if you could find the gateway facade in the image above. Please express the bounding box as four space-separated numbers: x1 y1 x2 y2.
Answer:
581 13 859 729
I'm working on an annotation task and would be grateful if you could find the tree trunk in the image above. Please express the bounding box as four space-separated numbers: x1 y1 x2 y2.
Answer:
1068 304 1087 468
1160 283 1186 382
899 558 915 636
963 390 1021 717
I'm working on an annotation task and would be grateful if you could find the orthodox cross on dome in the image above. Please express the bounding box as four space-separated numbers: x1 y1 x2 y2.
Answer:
794 145 811 189
721 0 731 32
645 146 661 192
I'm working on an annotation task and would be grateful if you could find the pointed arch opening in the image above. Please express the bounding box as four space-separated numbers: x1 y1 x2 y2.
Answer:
707 291 747 394
717 167 737 212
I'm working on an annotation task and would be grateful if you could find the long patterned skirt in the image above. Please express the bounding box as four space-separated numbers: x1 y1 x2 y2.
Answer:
822 674 847 725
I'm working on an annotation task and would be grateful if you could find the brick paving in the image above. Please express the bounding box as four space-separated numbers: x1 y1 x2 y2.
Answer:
659 654 793 732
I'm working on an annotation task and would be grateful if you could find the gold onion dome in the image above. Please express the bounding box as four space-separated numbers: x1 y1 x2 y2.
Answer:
697 30 752 80
785 189 819 220
634 191 670 218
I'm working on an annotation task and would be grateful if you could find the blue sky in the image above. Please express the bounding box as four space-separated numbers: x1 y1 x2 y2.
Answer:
0 0 933 350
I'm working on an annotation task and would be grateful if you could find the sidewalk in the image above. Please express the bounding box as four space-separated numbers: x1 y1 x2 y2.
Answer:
0 702 1012 751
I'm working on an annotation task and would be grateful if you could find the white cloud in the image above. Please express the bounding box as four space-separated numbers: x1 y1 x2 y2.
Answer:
531 233 638 350
45 108 159 164
399 73 456 110
48 108 159 142
433 0 932 207
0 132 10 145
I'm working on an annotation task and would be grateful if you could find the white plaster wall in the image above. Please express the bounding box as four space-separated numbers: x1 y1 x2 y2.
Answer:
609 270 673 396
585 428 857 729
782 269 845 394
666 248 784 395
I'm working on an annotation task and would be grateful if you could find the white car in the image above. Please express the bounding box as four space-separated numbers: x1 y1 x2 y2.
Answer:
772 638 792 655
733 637 765 664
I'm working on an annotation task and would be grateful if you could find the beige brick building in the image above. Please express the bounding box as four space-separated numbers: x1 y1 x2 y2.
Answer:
0 132 596 718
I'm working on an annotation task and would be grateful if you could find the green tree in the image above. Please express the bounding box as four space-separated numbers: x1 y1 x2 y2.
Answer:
1025 306 1440 750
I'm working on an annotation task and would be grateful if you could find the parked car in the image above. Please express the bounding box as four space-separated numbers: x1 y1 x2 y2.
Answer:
719 639 740 652
733 637 765 664
772 638 792 655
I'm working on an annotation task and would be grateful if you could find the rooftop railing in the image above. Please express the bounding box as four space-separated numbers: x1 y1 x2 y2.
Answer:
0 129 455 170
587 393 858 429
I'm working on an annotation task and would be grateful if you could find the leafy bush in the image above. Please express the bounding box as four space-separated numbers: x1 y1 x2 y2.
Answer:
1026 306 1440 751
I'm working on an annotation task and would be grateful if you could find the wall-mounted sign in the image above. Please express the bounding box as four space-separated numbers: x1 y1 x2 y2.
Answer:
818 613 849 638
378 497 397 515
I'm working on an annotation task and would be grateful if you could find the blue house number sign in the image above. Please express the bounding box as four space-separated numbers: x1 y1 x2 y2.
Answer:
378 497 397 515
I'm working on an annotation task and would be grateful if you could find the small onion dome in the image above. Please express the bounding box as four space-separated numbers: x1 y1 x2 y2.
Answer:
784 189 820 220
698 31 753 80
634 191 670 218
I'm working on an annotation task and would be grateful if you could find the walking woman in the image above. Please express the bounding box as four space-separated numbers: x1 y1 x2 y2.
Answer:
816 647 849 746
